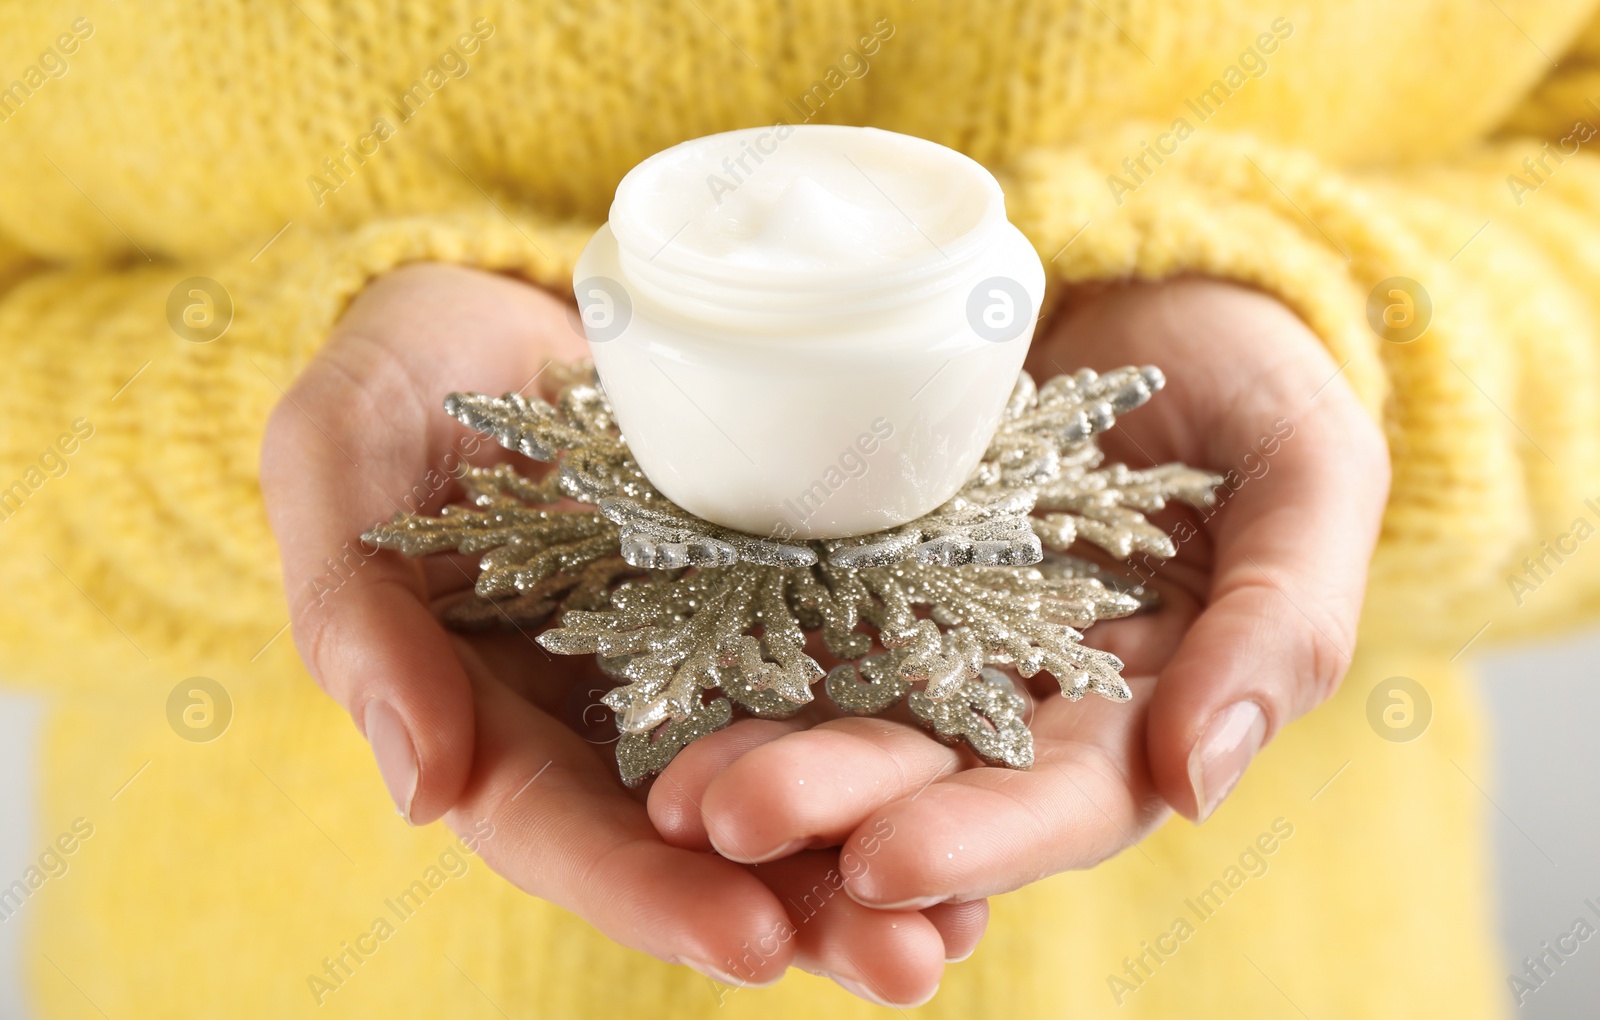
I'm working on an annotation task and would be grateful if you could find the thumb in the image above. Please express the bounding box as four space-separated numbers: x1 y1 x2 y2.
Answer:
260 344 479 826
1145 368 1389 822
260 264 584 824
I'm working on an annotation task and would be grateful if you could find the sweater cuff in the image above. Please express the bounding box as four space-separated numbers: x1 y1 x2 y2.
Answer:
1001 126 1390 423
998 126 1532 647
0 208 594 682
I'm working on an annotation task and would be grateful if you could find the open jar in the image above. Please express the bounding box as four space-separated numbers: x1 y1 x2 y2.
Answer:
573 124 1044 540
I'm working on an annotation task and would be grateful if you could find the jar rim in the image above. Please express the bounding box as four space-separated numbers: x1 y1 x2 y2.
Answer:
607 125 1009 310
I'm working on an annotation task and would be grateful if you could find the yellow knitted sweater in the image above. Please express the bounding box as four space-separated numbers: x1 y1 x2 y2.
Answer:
3 1 1599 1016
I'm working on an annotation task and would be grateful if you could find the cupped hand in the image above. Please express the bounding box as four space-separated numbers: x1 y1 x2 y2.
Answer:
650 277 1389 914
259 263 984 1004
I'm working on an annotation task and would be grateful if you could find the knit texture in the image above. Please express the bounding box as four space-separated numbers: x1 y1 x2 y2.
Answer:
1 1 1598 1016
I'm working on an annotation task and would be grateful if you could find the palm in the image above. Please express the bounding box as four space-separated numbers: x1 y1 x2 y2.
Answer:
651 277 1387 913
261 264 983 1006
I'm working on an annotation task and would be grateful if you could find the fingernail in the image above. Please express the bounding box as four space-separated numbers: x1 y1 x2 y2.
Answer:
1187 701 1266 822
827 973 937 1008
710 834 806 864
845 888 943 911
680 958 781 988
364 699 418 824
945 947 976 964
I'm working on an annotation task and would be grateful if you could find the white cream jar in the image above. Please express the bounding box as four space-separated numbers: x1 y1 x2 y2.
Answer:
573 125 1044 539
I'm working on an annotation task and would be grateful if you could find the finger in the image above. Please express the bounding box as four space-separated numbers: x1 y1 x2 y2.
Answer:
445 665 797 983
265 390 476 827
649 716 810 851
753 851 946 1007
697 716 966 865
1030 278 1387 821
261 265 585 824
842 680 1165 908
922 900 990 963
1146 366 1387 821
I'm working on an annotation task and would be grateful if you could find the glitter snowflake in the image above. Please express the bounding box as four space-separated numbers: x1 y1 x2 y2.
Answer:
364 362 1219 785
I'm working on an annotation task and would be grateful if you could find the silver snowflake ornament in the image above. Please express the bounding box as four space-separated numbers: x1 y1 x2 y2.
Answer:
363 362 1219 786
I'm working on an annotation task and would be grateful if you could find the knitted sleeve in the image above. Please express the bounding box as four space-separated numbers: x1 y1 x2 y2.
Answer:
3 0 1599 681
1003 124 1600 651
1499 7 1600 139
0 210 591 688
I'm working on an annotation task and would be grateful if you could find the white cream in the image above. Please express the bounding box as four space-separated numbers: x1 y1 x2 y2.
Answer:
574 125 1044 539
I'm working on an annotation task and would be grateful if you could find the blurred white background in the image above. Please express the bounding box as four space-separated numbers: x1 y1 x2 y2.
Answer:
0 630 1596 1017
1476 629 1600 1018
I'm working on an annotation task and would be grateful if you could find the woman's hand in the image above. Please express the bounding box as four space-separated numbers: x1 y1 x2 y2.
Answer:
649 277 1389 915
260 263 985 1005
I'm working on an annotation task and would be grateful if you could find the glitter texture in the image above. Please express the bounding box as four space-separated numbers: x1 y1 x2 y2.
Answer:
615 697 733 788
910 668 1034 769
363 362 1219 784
